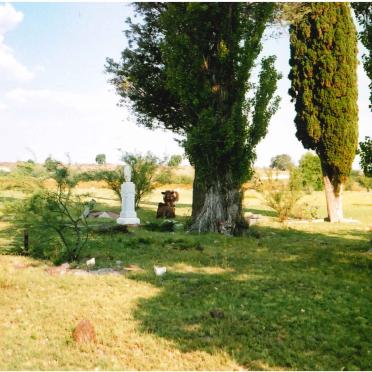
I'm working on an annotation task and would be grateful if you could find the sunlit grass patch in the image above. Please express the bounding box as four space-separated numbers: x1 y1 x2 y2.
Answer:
169 263 234 274
0 184 371 370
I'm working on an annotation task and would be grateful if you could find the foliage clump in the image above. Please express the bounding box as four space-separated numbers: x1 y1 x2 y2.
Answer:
95 153 106 165
261 172 302 222
270 154 294 171
298 152 323 192
358 136 372 177
79 152 159 208
6 166 92 263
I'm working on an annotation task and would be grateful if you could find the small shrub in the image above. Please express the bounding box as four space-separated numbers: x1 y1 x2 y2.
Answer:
167 154 183 167
44 156 62 172
121 151 160 208
155 167 174 185
78 168 122 200
264 186 302 222
356 174 372 191
261 171 302 222
292 202 320 220
6 166 93 263
298 152 323 192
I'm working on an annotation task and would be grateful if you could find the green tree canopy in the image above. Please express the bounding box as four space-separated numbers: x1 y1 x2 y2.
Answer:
270 154 294 171
106 3 281 233
289 3 358 222
167 155 183 168
95 154 106 165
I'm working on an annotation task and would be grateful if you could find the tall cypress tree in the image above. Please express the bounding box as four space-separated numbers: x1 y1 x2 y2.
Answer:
289 3 358 222
107 3 280 234
352 3 372 109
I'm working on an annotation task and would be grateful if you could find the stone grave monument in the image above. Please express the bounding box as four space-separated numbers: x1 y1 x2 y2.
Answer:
117 164 140 225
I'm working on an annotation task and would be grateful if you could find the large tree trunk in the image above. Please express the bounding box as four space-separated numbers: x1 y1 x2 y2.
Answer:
191 165 206 220
189 172 245 235
322 171 344 222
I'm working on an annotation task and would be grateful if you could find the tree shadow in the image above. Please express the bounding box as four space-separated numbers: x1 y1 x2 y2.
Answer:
244 207 277 218
141 200 192 209
129 225 371 370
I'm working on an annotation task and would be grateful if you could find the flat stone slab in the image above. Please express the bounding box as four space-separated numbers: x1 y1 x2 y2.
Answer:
89 268 121 275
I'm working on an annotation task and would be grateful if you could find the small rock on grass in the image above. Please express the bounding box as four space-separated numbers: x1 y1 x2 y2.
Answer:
210 309 225 319
72 319 96 344
90 268 120 276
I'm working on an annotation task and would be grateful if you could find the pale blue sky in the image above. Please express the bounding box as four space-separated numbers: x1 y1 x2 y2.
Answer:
0 2 371 167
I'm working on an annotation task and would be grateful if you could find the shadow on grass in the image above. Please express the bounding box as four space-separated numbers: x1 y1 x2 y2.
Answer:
141 200 192 209
2 196 371 370
244 207 277 218
128 225 371 370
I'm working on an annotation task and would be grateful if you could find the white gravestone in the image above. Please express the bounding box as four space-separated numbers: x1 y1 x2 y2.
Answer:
117 164 140 225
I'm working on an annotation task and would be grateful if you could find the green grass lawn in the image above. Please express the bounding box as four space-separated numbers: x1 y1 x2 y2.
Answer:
0 185 371 370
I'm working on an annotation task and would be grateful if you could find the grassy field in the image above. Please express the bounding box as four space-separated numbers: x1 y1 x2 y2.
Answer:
0 183 371 370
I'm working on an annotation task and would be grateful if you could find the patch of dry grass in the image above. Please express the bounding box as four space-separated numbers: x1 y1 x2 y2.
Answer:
0 255 241 370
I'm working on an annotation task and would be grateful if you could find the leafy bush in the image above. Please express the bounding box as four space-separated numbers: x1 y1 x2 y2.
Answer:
167 154 183 167
44 156 62 172
260 171 302 222
121 152 159 208
358 136 372 177
6 166 93 263
80 152 160 208
356 174 372 191
79 168 123 200
298 152 323 192
292 202 320 220
344 170 372 192
263 185 302 222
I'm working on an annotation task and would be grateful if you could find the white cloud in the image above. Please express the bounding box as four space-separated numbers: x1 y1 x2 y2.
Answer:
0 3 33 81
0 3 23 34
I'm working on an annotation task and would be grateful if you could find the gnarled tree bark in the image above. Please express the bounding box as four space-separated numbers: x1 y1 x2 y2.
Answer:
190 171 245 235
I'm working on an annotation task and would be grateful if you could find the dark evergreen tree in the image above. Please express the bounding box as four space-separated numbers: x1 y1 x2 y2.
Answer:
289 3 358 222
352 3 372 109
106 3 280 234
